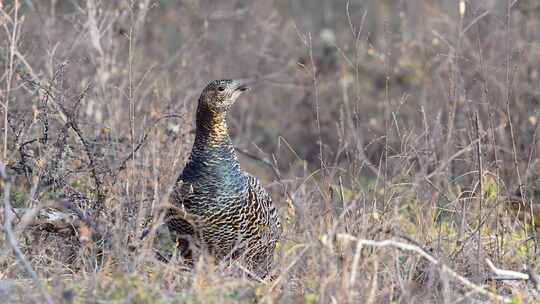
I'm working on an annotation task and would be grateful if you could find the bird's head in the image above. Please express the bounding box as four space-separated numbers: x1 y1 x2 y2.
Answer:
198 79 251 113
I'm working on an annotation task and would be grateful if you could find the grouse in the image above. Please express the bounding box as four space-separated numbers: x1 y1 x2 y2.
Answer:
167 79 282 278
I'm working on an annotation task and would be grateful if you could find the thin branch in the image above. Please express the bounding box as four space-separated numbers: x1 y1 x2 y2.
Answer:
485 258 529 280
337 235 513 303
486 258 540 292
64 84 106 211
235 147 280 179
474 112 484 275
112 113 184 174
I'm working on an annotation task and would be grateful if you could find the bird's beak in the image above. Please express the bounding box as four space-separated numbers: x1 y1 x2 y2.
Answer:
233 79 255 92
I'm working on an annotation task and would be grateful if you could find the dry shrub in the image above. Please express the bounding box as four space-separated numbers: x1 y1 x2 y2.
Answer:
0 1 539 303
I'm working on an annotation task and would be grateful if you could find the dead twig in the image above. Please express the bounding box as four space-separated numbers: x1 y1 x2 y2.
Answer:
337 234 513 303
111 113 184 175
485 258 540 292
63 83 107 212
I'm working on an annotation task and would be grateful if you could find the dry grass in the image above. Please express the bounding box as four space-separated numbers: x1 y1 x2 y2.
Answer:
0 0 539 303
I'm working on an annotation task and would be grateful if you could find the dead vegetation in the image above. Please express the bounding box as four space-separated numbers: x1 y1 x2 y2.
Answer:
0 0 539 303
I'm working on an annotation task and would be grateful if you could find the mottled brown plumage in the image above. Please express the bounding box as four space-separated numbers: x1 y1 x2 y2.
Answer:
167 79 281 278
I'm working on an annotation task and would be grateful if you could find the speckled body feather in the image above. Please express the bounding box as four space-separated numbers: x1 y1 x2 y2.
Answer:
168 80 281 278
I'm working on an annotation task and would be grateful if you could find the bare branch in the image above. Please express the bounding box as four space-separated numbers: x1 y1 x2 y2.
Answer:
486 258 540 292
337 235 513 303
485 258 529 280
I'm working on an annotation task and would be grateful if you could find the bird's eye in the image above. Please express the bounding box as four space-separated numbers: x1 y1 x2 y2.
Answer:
217 86 225 92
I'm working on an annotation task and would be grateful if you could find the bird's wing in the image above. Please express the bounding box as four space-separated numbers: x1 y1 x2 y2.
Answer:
242 175 282 277
246 175 282 240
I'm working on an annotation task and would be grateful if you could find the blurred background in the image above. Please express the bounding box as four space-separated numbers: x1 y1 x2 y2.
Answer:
8 0 538 182
1 0 539 303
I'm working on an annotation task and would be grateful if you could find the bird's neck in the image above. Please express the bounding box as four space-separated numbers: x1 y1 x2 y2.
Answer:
182 106 245 187
195 106 231 147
